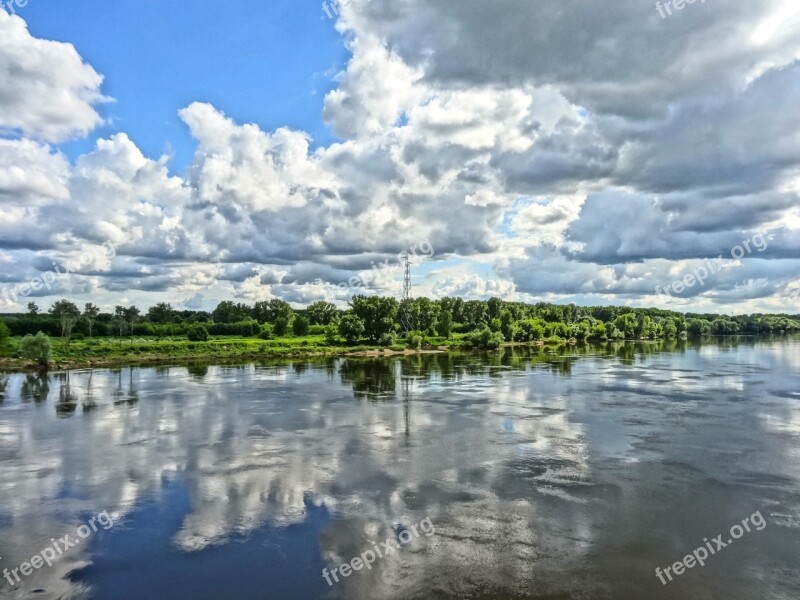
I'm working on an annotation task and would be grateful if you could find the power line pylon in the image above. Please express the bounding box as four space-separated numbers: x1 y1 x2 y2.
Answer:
403 254 411 301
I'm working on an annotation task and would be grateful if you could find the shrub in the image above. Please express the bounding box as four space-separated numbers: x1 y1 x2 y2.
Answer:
406 331 425 349
514 319 545 342
187 324 209 342
379 332 397 347
309 324 326 335
20 332 52 367
468 326 504 350
259 324 273 340
292 316 310 337
324 323 339 344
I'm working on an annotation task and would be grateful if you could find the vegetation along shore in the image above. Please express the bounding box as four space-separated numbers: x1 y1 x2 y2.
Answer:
0 296 797 371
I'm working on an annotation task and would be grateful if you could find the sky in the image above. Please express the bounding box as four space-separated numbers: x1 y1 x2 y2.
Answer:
1 0 799 314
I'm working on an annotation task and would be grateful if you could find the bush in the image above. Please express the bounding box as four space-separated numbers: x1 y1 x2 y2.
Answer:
324 323 339 344
20 332 52 367
187 324 209 342
406 331 425 349
468 326 504 350
207 320 259 337
259 324 273 340
514 319 545 342
378 332 397 347
292 316 310 337
309 324 326 335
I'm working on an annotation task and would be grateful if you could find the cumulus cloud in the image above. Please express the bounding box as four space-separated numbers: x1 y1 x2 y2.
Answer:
0 12 107 142
1 3 799 314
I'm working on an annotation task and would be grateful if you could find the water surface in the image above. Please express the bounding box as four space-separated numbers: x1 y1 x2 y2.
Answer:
0 337 798 599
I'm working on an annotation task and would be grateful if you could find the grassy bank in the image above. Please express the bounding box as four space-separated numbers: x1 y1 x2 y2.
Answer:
0 333 480 371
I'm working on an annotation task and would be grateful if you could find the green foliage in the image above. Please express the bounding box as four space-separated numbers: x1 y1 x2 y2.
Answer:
350 295 398 342
49 299 80 345
273 316 290 336
687 318 712 338
436 310 453 338
187 324 209 342
468 326 504 350
514 319 546 342
292 316 310 336
338 313 366 344
406 331 425 349
379 331 397 347
500 310 515 342
253 300 293 324
147 302 174 324
324 323 340 344
259 324 273 340
0 321 9 347
208 320 259 336
20 332 51 366
306 301 338 325
212 301 251 324
590 321 608 340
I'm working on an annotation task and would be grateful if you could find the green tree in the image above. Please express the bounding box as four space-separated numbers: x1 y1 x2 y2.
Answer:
500 310 515 342
252 299 293 324
338 313 366 344
83 303 100 337
436 310 453 338
49 300 80 346
273 316 290 336
292 316 310 336
124 306 140 343
212 301 249 324
147 302 174 324
350 296 398 342
20 332 51 368
27 302 39 315
112 306 128 341
307 301 338 325
487 297 503 321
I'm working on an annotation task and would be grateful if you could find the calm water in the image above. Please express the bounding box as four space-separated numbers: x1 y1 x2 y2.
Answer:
0 337 798 599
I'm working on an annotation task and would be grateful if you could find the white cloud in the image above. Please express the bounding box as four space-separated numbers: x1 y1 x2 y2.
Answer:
0 12 107 142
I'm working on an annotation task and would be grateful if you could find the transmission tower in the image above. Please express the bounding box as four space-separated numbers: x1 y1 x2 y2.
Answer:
403 254 411 301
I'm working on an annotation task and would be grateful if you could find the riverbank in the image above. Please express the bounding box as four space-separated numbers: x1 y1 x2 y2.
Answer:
2 332 795 373
0 334 482 372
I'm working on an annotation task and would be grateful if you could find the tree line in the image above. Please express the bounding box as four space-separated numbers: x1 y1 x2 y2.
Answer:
1 297 799 349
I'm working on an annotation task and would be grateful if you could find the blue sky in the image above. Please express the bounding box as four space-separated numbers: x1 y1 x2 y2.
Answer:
19 0 347 171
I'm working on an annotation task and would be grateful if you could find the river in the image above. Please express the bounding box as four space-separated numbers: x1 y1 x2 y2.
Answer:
0 337 798 599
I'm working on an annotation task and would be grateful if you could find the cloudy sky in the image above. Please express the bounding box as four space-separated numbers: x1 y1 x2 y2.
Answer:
1 0 799 314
